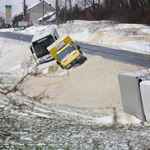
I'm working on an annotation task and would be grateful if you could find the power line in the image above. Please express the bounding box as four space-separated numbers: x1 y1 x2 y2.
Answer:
0 1 22 8
12 1 22 6
0 5 5 9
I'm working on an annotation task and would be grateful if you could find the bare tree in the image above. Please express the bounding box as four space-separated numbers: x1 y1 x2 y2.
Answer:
68 0 73 20
105 0 111 8
85 0 105 20
84 0 87 9
64 0 67 22
0 59 49 107
56 0 59 24
104 0 150 10
0 13 5 27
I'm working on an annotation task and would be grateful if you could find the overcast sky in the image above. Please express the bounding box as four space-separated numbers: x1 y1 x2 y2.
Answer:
0 0 55 17
0 0 98 18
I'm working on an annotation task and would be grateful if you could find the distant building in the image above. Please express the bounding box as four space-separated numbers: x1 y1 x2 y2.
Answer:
23 1 55 25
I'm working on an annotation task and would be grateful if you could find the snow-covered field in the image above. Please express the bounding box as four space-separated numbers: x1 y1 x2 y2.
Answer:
0 20 150 149
1 94 150 149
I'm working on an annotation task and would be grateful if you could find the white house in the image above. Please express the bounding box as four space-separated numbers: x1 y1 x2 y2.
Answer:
24 1 55 25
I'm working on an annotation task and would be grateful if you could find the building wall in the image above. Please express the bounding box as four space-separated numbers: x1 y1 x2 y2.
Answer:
26 2 55 24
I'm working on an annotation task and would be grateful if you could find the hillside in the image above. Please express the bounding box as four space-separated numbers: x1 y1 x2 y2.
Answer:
1 21 150 149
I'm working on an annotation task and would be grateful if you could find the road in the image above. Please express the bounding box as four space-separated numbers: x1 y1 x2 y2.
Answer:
0 31 150 67
0 31 33 42
78 42 150 67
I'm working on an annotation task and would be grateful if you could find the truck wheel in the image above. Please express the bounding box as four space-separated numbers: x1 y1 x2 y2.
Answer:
56 61 60 65
84 56 87 61
57 62 64 69
79 56 86 65
60 64 64 69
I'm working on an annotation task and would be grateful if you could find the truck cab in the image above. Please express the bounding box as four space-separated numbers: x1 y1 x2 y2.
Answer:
30 26 59 65
47 35 86 69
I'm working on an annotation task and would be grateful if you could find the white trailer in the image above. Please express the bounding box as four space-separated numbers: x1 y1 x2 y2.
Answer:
30 26 59 65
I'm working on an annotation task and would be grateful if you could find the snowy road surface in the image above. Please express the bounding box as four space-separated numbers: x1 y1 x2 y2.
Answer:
0 32 33 42
1 31 150 67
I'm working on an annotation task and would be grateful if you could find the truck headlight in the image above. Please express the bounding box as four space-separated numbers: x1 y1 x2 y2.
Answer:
77 55 82 60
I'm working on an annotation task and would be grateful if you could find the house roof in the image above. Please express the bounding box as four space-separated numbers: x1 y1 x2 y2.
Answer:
37 11 55 22
20 1 54 14
26 1 41 12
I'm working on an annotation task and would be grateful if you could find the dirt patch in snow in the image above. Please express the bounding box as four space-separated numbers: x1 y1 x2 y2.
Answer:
0 36 141 116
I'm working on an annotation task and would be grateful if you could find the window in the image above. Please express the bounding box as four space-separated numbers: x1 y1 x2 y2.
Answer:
57 44 76 61
33 35 55 58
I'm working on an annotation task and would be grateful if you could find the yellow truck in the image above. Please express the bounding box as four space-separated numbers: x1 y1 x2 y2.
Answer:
47 35 86 69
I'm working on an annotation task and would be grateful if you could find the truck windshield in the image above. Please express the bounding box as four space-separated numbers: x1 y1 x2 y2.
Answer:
33 35 55 58
57 44 76 61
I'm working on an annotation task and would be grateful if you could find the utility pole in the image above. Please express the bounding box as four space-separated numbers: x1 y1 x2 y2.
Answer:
23 0 26 21
42 0 44 23
56 0 58 25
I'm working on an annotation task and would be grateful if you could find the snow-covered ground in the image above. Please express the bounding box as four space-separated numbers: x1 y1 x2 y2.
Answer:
0 20 150 149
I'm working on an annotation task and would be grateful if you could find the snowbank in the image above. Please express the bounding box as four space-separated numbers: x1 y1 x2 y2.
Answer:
58 20 150 54
4 20 150 54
